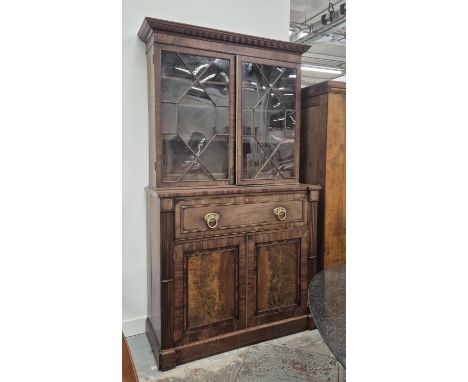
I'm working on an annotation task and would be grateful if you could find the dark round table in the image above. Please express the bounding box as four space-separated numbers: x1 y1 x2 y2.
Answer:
308 264 346 368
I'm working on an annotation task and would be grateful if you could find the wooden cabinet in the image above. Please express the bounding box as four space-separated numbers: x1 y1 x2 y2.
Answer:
173 236 246 346
139 17 320 370
247 229 309 327
300 81 346 269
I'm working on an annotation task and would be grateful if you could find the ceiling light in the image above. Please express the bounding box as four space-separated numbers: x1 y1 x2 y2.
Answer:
301 65 342 75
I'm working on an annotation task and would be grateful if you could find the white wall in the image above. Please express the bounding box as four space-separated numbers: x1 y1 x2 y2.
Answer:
122 0 290 337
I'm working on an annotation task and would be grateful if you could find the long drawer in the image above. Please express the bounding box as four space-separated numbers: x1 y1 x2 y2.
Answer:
174 192 308 239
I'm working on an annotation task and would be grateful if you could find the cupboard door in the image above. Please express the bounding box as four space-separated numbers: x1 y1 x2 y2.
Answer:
237 56 301 185
156 45 235 187
174 237 246 345
247 229 309 327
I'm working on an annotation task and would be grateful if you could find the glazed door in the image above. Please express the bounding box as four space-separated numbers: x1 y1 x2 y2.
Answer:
156 45 235 187
237 56 301 185
246 229 309 327
174 236 246 345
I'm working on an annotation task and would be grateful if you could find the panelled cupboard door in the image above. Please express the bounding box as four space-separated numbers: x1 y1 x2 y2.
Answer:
246 229 309 327
155 45 236 187
174 236 246 345
237 56 301 185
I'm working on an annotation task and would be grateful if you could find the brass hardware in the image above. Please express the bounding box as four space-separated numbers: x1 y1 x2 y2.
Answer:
273 207 287 221
204 213 219 229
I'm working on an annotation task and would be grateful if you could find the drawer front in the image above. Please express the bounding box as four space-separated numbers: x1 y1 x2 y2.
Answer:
175 193 308 239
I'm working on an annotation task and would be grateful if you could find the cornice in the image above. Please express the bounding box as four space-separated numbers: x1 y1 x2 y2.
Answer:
138 17 310 55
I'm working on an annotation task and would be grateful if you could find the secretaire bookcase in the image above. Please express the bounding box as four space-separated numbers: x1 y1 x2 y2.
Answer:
138 17 321 370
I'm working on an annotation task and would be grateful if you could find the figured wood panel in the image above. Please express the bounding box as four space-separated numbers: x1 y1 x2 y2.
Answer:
323 92 346 267
174 237 246 345
300 82 346 269
247 229 309 327
256 240 299 312
186 247 238 329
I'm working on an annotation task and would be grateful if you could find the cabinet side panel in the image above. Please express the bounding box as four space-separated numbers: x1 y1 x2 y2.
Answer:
147 44 157 187
308 200 318 283
324 92 346 267
160 210 175 349
300 92 328 271
148 191 161 343
300 94 328 185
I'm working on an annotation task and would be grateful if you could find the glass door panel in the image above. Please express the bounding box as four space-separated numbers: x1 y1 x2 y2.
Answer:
159 48 233 185
240 59 298 184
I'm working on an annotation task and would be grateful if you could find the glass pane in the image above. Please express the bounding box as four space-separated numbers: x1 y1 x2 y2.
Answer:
285 110 296 137
256 64 285 85
198 59 230 107
179 53 214 77
161 103 176 133
178 92 216 146
274 68 297 109
241 61 297 181
179 159 212 182
258 158 282 179
254 90 285 152
242 109 253 136
162 134 195 182
161 50 231 184
216 107 229 134
161 51 194 102
199 136 229 180
242 63 269 108
242 137 268 179
270 139 295 178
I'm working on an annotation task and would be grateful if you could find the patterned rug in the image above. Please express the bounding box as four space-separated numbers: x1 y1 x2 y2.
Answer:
236 342 340 382
127 330 345 382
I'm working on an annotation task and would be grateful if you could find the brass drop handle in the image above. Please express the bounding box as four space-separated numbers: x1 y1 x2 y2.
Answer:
204 213 219 229
273 207 287 221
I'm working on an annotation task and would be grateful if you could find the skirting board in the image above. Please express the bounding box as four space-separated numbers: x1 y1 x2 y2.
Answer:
123 316 147 337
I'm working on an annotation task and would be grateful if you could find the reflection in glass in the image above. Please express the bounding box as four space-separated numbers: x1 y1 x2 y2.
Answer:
275 68 297 109
162 134 195 182
160 50 230 183
242 109 253 136
178 94 215 145
271 140 295 178
285 110 296 137
199 59 230 107
256 64 285 84
216 107 229 134
161 103 177 133
180 54 213 77
241 62 297 180
161 52 195 103
200 136 229 179
184 159 213 181
242 63 269 108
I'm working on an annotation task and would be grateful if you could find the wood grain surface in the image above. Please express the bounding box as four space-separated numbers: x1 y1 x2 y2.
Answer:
301 81 346 268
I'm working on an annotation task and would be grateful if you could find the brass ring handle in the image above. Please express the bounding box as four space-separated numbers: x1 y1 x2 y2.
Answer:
273 207 287 221
204 213 219 229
